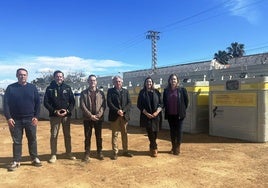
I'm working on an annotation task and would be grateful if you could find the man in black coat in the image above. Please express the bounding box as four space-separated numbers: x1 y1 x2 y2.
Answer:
44 70 76 163
107 75 133 160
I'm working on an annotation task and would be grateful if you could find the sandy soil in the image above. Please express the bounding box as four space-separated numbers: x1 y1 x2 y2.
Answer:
0 114 267 188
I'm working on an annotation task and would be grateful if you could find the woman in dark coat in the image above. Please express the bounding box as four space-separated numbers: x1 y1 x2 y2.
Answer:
137 77 162 157
163 74 188 155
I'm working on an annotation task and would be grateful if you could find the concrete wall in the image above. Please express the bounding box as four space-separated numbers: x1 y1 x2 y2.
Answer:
209 77 268 142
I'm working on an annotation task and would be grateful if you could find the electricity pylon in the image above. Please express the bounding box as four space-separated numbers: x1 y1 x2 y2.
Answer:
146 30 160 74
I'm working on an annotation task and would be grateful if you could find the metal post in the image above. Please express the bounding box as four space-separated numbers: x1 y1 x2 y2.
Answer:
146 30 160 74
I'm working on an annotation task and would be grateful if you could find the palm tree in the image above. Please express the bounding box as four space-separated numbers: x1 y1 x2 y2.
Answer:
227 42 245 58
214 50 231 65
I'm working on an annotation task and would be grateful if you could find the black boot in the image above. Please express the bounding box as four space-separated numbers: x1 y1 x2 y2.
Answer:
97 151 104 160
174 144 180 155
169 140 176 154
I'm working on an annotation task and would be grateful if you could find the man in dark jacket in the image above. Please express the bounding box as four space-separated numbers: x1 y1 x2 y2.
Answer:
44 70 76 163
80 74 106 161
107 75 133 160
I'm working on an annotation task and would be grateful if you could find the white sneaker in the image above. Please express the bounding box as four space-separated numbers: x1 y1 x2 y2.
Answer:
70 156 76 160
8 161 20 171
32 158 42 167
67 153 76 160
49 155 57 163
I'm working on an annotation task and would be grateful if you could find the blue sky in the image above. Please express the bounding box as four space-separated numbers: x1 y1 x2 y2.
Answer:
1 0 268 88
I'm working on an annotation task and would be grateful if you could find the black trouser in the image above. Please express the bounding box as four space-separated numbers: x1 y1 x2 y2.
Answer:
83 120 103 154
167 115 184 149
146 127 158 150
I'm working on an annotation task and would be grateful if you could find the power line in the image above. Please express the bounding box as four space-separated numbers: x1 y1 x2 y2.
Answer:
156 0 233 32
118 33 146 51
116 1 234 52
112 0 267 67
119 0 265 47
158 0 265 33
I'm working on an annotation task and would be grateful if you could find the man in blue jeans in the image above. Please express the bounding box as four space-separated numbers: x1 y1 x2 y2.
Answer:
4 68 42 171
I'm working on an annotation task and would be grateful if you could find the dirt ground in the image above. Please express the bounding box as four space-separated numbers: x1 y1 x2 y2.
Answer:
0 114 267 188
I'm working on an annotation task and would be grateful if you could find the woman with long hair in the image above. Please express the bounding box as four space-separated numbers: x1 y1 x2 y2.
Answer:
137 77 162 157
163 74 188 155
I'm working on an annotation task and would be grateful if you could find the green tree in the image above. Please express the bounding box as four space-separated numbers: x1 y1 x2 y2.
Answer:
64 71 86 84
32 71 86 90
32 74 53 89
214 50 231 65
227 42 245 58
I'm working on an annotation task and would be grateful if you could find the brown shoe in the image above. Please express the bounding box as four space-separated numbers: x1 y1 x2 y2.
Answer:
151 149 157 157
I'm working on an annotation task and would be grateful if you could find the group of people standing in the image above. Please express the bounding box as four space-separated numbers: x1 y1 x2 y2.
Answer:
3 68 188 172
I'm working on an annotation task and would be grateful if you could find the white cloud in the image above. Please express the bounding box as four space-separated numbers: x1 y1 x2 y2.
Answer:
0 79 16 90
223 0 261 24
0 55 132 89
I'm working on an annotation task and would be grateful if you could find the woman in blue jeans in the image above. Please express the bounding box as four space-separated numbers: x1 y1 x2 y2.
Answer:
163 74 188 155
